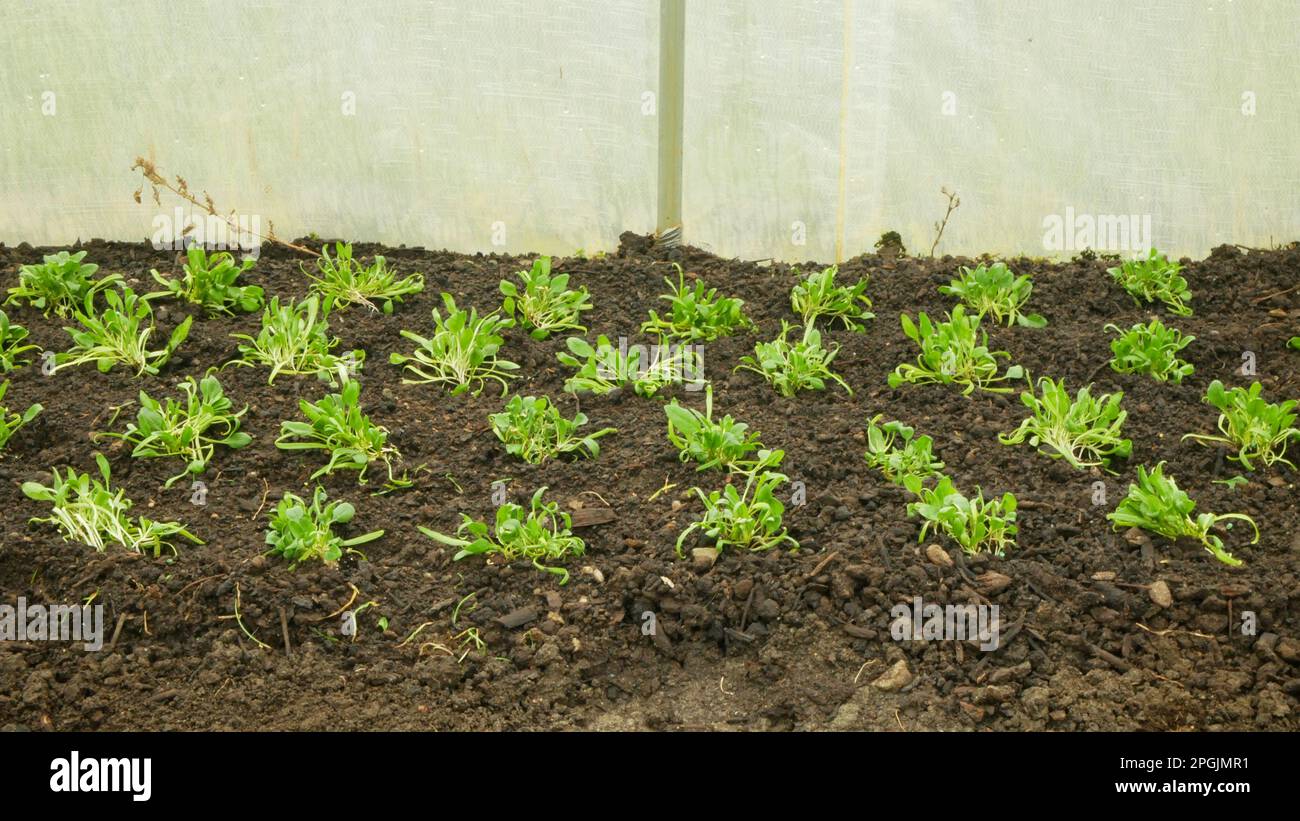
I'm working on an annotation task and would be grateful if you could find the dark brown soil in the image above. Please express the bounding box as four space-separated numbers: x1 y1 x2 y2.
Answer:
0 234 1297 731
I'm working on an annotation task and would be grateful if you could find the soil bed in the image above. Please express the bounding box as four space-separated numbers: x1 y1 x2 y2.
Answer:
0 234 1297 731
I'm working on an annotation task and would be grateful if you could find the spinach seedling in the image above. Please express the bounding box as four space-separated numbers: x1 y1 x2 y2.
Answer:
736 321 852 397
888 305 1023 394
0 380 41 451
500 256 592 340
418 486 585 584
557 334 699 397
1107 249 1192 316
0 310 40 372
265 486 384 568
56 288 192 377
5 251 121 317
664 384 763 471
790 264 874 332
307 242 424 314
1182 380 1299 470
641 264 752 342
230 295 363 385
1107 462 1258 567
939 262 1046 328
150 246 262 315
675 450 798 556
1105 319 1194 383
22 453 201 556
904 474 1018 557
390 293 518 396
999 377 1131 470
99 373 250 487
490 394 615 464
276 379 405 485
864 415 944 486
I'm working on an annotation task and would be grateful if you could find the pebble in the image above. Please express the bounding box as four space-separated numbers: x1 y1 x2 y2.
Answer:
925 544 953 567
1148 580 1173 609
871 659 913 691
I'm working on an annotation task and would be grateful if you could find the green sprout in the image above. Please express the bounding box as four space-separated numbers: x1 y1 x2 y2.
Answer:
21 453 201 556
389 293 518 396
55 288 192 377
149 245 263 315
556 334 702 397
675 450 798 557
664 384 763 472
0 310 40 372
489 394 616 464
1107 249 1192 316
499 256 592 340
230 295 362 385
5 251 121 317
1105 319 1194 383
904 474 1018 557
790 264 874 332
998 377 1131 470
1107 462 1258 567
736 321 851 397
98 373 250 487
265 486 384 568
864 415 944 486
1182 380 1299 471
939 262 1046 328
306 242 424 314
276 379 405 485
888 305 1024 394
0 380 42 451
641 264 752 342
418 486 585 584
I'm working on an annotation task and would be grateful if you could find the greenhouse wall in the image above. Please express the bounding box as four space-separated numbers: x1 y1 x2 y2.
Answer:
2 0 1297 261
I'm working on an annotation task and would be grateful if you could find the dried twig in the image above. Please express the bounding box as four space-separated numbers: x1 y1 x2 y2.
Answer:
929 187 961 257
131 156 319 257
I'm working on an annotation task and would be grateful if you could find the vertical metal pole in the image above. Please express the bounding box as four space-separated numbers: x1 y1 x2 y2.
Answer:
656 0 685 247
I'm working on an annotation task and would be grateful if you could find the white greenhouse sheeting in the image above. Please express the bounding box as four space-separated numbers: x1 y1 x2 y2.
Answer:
2 0 1297 261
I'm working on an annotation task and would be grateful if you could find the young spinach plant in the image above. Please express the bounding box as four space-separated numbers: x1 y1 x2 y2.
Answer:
500 256 592 339
489 394 616 464
675 451 798 556
6 251 120 317
1182 380 1299 471
1107 462 1258 567
736 322 851 397
56 288 192 377
99 373 250 487
307 242 424 314
864 415 944 486
664 384 763 471
939 262 1046 328
998 377 1131 470
790 265 874 331
1106 319 1194 383
641 264 752 342
389 293 518 396
888 306 1023 394
1107 249 1192 316
150 246 263 315
418 487 585 584
265 486 384 568
22 453 201 555
904 474 1018 557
